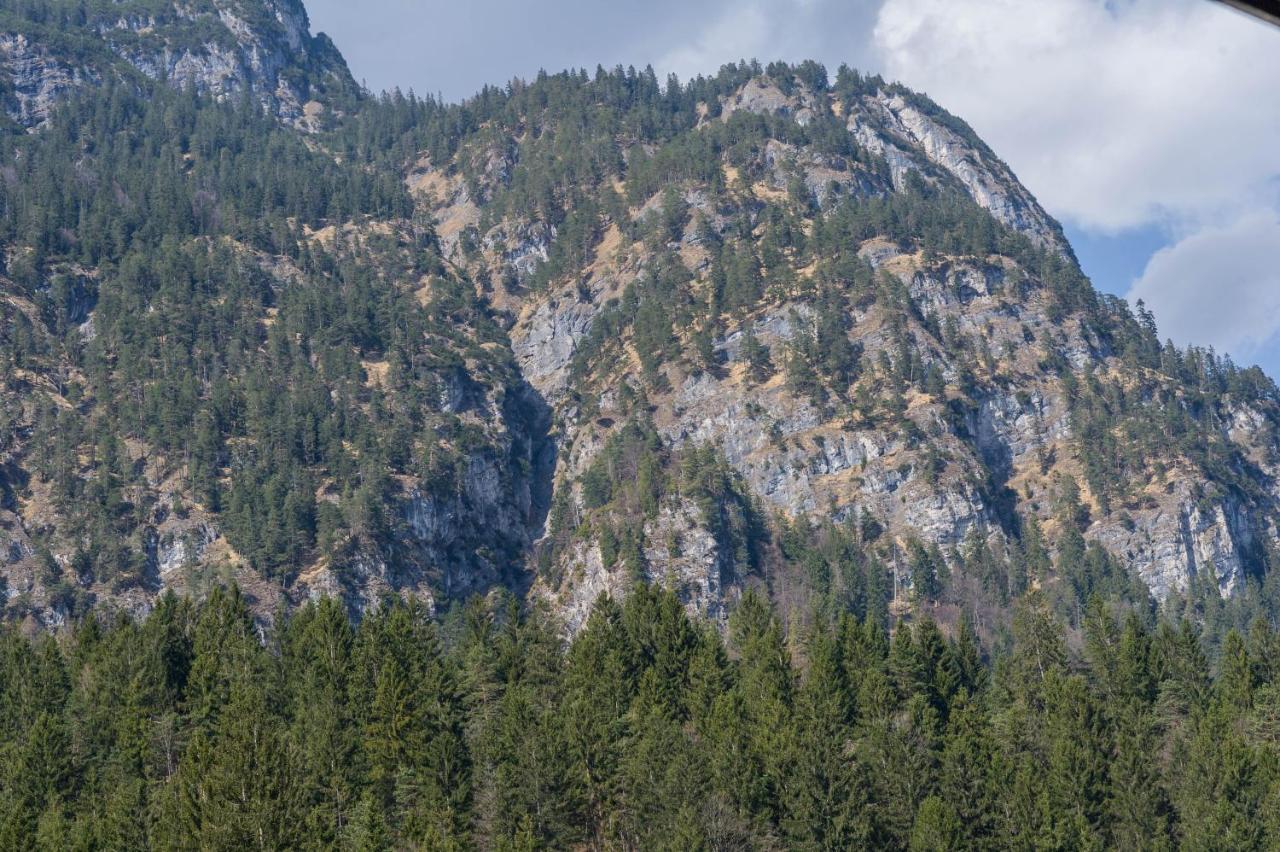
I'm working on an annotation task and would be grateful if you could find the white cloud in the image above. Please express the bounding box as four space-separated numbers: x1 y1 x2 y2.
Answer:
655 0 882 86
1127 209 1280 359
656 4 773 82
872 0 1280 233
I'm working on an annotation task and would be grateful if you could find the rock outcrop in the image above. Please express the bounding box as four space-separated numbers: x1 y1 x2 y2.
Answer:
0 0 353 129
845 90 1064 250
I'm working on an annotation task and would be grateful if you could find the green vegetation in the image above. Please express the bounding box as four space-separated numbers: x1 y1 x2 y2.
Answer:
5 12 1280 844
0 79 527 593
1 585 1279 849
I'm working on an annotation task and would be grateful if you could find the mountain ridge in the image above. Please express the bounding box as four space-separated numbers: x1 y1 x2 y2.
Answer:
1 2 1279 640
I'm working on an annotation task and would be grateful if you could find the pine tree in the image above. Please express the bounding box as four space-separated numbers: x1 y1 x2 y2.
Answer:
479 685 582 848
217 680 304 849
355 601 471 842
561 595 630 844
782 622 870 848
1176 706 1266 850
615 695 707 847
1106 703 1172 851
285 598 360 843
697 588 793 829
740 326 774 382
1218 629 1256 712
1041 673 1109 847
909 796 963 851
937 696 997 845
1009 592 1068 697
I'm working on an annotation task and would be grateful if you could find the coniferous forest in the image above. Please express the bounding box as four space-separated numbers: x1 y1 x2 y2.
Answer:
2 585 1280 850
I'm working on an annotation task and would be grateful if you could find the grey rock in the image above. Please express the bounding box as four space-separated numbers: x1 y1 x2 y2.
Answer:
847 90 1064 250
0 34 99 128
1 0 352 130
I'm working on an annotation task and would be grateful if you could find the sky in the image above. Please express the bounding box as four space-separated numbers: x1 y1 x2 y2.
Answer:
306 0 1280 377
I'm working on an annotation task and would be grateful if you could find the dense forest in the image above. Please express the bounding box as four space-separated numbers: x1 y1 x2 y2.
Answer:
2 585 1280 850
0 72 541 604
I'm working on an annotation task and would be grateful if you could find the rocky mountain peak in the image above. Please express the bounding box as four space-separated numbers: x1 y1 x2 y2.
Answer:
845 88 1065 251
711 73 1065 253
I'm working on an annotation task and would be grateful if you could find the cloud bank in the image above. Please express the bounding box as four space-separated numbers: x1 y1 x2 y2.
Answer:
869 0 1280 368
1128 210 1280 358
873 0 1280 232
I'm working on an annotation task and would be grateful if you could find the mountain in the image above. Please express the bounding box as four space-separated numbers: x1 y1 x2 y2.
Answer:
0 0 354 129
3 3 1280 640
8 4 1280 848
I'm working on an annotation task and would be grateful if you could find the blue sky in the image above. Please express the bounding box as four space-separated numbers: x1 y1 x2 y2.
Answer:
307 0 1280 377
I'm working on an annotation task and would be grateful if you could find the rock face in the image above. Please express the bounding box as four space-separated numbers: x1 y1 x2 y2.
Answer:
0 33 100 128
0 0 353 129
1092 487 1253 600
845 89 1064 251
293 378 554 616
511 291 594 399
541 498 732 633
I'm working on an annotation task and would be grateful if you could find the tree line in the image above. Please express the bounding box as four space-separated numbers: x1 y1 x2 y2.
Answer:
2 582 1280 849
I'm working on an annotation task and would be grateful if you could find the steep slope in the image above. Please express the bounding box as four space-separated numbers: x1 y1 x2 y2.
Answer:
0 3 550 628
2 9 1279 635
0 0 354 130
409 65 1280 632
